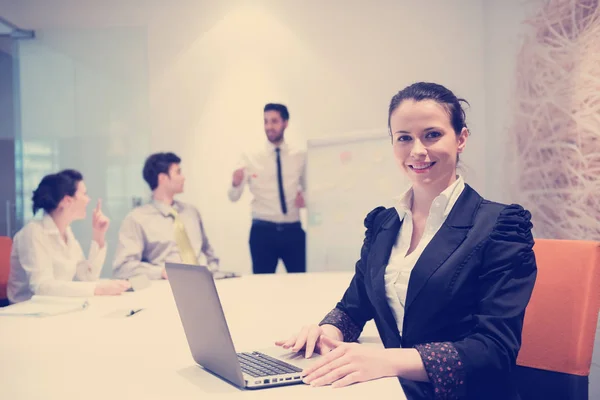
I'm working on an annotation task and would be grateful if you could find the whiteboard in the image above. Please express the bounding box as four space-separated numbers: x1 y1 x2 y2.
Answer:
306 131 410 272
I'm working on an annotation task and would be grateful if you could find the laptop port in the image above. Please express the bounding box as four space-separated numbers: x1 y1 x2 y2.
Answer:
272 378 277 383
254 381 261 384
263 379 270 384
293 376 300 380
285 377 292 381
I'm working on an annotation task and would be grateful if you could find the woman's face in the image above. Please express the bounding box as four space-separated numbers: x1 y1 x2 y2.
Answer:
390 99 468 189
59 180 90 220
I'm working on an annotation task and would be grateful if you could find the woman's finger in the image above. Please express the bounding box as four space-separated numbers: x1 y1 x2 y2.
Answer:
304 354 351 384
291 326 310 352
304 328 321 358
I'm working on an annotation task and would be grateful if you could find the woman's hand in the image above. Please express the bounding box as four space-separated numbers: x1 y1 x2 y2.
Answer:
94 280 130 296
301 335 398 388
91 199 110 247
275 324 343 358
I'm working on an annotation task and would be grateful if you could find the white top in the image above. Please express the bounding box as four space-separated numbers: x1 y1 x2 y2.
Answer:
384 176 465 335
7 214 106 303
228 141 307 223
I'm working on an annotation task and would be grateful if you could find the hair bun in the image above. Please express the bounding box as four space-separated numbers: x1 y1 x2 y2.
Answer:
32 175 59 215
30 170 83 215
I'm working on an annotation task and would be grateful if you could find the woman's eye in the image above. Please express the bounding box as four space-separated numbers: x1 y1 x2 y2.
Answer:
426 131 442 139
397 135 412 142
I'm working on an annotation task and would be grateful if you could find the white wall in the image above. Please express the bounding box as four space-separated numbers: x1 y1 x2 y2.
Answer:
1 0 488 274
482 0 540 203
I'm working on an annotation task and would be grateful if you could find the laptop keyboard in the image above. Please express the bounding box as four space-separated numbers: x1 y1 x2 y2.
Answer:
237 351 302 377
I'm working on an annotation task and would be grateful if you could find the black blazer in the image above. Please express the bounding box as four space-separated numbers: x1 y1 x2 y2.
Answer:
320 184 537 400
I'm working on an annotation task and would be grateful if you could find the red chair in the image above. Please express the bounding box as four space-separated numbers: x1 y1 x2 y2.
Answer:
0 236 12 306
516 239 600 399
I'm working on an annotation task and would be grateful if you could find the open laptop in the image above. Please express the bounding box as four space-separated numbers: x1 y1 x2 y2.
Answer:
166 262 319 389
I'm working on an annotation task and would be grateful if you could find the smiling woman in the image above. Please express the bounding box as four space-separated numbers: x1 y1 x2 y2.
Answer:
388 83 469 189
276 82 538 400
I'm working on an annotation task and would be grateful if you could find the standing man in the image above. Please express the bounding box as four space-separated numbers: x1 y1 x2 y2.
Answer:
228 103 307 274
113 152 219 280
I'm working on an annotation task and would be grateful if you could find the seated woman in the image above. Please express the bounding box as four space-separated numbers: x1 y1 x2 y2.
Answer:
8 169 130 303
276 82 537 400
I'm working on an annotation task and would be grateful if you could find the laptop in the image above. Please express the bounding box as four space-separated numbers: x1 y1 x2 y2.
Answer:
166 262 320 389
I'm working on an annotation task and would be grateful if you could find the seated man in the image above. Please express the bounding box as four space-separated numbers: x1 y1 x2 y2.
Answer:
112 152 219 280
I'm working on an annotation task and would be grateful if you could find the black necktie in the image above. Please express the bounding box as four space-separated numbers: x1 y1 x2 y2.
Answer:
275 148 287 214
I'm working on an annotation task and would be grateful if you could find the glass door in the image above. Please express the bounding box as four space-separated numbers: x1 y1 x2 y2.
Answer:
15 27 151 277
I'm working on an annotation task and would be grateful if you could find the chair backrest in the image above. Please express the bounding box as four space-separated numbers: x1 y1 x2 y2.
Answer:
0 236 12 300
516 239 600 376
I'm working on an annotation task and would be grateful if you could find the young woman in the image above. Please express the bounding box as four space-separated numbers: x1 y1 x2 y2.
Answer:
276 82 537 400
8 169 130 303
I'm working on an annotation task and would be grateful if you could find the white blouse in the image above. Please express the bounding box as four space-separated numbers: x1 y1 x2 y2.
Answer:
384 176 465 334
8 214 106 303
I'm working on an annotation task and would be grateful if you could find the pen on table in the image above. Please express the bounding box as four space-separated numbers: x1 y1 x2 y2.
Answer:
126 308 144 317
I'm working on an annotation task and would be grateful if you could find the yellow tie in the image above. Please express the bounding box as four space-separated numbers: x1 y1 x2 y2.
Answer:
169 208 197 264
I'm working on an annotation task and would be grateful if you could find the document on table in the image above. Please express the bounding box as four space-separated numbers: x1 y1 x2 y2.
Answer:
0 295 89 317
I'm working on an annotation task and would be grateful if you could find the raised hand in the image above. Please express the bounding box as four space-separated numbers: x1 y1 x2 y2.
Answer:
92 199 110 247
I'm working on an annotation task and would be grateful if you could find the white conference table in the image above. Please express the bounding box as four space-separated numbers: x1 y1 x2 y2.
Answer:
1 272 406 400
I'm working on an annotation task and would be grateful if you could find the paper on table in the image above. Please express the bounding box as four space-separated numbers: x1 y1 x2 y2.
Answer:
0 295 89 317
212 270 240 280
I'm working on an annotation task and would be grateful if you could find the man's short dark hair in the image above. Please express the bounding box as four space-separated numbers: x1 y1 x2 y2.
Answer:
142 152 181 190
264 103 289 121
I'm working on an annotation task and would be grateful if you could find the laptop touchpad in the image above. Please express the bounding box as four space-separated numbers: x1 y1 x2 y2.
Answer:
259 346 322 370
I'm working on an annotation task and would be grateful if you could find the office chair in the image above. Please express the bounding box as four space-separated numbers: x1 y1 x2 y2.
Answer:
0 236 12 307
515 239 600 400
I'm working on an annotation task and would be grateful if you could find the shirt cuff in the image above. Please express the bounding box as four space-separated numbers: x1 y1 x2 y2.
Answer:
228 185 244 200
82 281 97 297
148 266 165 280
319 308 362 342
414 342 466 399
89 240 107 261
59 281 96 297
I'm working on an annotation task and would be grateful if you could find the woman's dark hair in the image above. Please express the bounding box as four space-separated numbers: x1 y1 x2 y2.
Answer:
32 169 83 215
388 82 469 136
143 152 181 190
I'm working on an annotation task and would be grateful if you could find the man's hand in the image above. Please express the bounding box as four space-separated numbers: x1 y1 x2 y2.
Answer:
232 168 245 187
295 192 305 208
